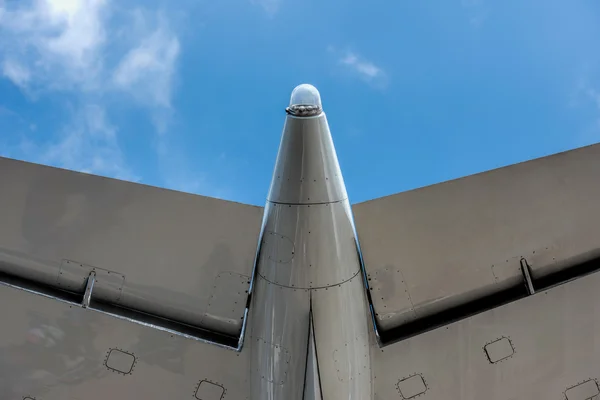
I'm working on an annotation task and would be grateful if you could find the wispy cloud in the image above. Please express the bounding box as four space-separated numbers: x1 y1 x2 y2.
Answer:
112 13 180 122
1 1 228 198
111 10 181 135
2 59 31 88
251 0 280 16
0 0 182 185
340 52 383 79
330 47 388 88
0 0 108 92
21 105 137 181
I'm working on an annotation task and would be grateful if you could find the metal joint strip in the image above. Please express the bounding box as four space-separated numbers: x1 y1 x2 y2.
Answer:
82 270 96 308
520 258 535 295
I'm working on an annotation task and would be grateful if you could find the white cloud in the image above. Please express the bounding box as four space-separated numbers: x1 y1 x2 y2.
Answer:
0 0 180 102
0 1 183 185
0 2 227 198
23 104 137 181
0 1 181 110
44 0 107 67
2 59 31 87
331 48 388 87
341 52 383 79
113 21 180 109
0 0 108 90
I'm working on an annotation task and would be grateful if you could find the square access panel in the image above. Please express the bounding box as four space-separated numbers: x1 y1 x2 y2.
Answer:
396 374 427 399
565 379 600 400
195 380 225 400
105 349 136 374
484 337 514 363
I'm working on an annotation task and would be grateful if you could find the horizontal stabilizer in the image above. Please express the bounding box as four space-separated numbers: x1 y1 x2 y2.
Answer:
0 157 263 344
353 143 600 340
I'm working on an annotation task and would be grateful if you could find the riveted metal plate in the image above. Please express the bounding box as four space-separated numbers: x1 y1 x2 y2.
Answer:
368 264 415 324
258 201 359 289
332 335 370 383
56 259 93 292
565 379 599 400
57 259 124 303
263 231 295 264
267 113 347 204
253 337 291 385
104 348 136 375
202 271 250 335
195 379 226 400
92 268 125 303
484 337 514 364
397 374 427 399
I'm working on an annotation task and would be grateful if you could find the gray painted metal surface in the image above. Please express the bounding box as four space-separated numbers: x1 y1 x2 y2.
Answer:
372 268 600 399
0 157 263 337
0 283 251 398
353 143 600 331
1 83 600 399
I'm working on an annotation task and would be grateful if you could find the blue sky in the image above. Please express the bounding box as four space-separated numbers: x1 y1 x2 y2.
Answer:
0 0 599 206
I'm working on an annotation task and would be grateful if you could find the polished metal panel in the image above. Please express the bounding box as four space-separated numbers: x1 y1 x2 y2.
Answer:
250 100 372 399
0 283 250 399
311 273 373 400
259 202 360 289
248 274 310 399
372 269 600 400
353 143 600 330
0 157 263 336
267 115 347 205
